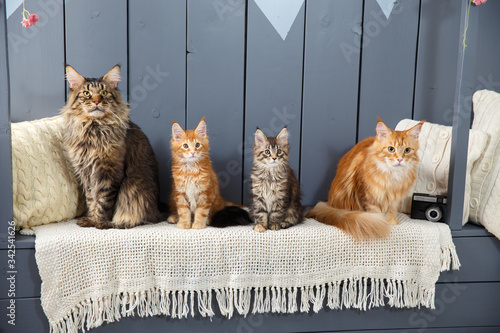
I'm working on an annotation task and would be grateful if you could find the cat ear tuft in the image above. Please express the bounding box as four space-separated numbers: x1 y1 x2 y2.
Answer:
254 129 267 148
103 65 121 88
277 127 288 145
376 118 391 142
195 117 207 139
172 122 185 141
407 121 424 141
66 66 86 90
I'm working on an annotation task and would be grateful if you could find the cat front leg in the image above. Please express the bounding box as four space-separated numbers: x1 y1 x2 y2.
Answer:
268 211 285 230
281 207 302 229
253 211 268 232
77 183 114 229
175 194 192 229
192 207 210 229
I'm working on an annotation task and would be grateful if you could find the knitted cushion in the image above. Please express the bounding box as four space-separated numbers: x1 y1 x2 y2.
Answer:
469 89 500 238
395 119 488 225
11 116 84 235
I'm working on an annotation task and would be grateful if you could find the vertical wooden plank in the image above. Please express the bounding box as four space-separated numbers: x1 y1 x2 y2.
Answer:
128 0 186 205
474 0 500 93
0 0 13 241
300 0 362 205
243 0 305 204
186 0 245 203
65 0 127 93
7 0 65 121
413 0 462 125
357 0 420 140
446 1 477 231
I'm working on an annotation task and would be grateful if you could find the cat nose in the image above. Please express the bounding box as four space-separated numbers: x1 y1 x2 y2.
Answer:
397 158 403 163
94 100 100 105
190 151 196 156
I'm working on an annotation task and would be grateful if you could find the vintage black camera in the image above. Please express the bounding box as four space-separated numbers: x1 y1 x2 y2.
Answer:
410 193 448 222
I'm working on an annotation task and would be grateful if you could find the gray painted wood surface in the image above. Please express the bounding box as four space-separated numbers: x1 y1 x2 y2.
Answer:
0 0 12 242
300 0 362 204
187 0 246 203
474 0 500 94
128 0 186 205
357 0 420 140
446 1 476 230
243 0 305 204
413 0 462 124
6 0 65 122
65 0 128 94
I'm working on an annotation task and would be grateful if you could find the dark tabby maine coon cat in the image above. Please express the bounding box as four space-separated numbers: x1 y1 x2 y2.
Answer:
62 65 163 229
250 127 303 232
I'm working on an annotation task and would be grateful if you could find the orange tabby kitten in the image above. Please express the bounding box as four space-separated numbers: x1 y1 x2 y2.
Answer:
167 118 251 229
307 118 423 241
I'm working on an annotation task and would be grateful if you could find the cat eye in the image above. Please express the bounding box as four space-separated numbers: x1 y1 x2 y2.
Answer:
404 147 411 154
265 149 270 155
100 91 108 97
83 91 90 97
183 143 189 149
277 149 282 154
195 143 200 148
388 146 395 153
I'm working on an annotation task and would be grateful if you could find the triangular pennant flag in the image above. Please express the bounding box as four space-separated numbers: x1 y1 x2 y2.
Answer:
254 0 304 40
376 0 396 20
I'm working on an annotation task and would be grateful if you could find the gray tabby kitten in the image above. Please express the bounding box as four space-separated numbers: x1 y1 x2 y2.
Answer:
250 127 303 232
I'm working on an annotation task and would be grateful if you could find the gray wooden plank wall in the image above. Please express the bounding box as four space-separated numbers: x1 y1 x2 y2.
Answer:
187 0 245 202
0 0 12 241
4 0 484 207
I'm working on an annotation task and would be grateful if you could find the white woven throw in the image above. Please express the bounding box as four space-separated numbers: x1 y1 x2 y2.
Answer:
34 214 460 332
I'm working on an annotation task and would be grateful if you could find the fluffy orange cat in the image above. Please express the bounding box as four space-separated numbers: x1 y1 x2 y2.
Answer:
307 118 424 241
167 118 251 229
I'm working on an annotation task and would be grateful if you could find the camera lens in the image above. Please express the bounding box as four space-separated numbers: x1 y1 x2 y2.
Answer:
425 205 442 222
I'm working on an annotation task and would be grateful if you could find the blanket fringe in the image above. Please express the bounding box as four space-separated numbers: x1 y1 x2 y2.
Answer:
49 278 438 333
441 239 461 271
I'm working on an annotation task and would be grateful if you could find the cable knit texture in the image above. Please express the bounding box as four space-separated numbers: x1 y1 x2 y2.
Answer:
469 89 500 238
11 116 84 235
396 119 487 225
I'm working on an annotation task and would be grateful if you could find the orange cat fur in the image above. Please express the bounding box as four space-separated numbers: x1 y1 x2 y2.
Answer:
307 118 424 241
167 118 250 229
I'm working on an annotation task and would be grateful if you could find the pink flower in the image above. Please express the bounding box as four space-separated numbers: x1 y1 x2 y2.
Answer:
472 0 487 5
21 14 38 28
20 0 39 28
28 13 39 26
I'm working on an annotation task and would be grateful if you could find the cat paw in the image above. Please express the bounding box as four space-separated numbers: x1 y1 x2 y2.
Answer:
77 217 112 229
269 224 281 231
167 215 178 224
177 221 192 229
192 222 207 229
77 217 95 228
280 222 292 229
253 224 267 232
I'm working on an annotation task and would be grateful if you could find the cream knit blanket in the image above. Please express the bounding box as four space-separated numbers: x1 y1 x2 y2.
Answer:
34 214 460 332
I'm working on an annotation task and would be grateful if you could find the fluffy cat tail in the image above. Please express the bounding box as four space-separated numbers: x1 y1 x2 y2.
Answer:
210 206 253 228
307 202 390 241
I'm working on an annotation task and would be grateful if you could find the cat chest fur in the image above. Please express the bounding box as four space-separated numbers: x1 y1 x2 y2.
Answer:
252 167 288 210
176 173 209 212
